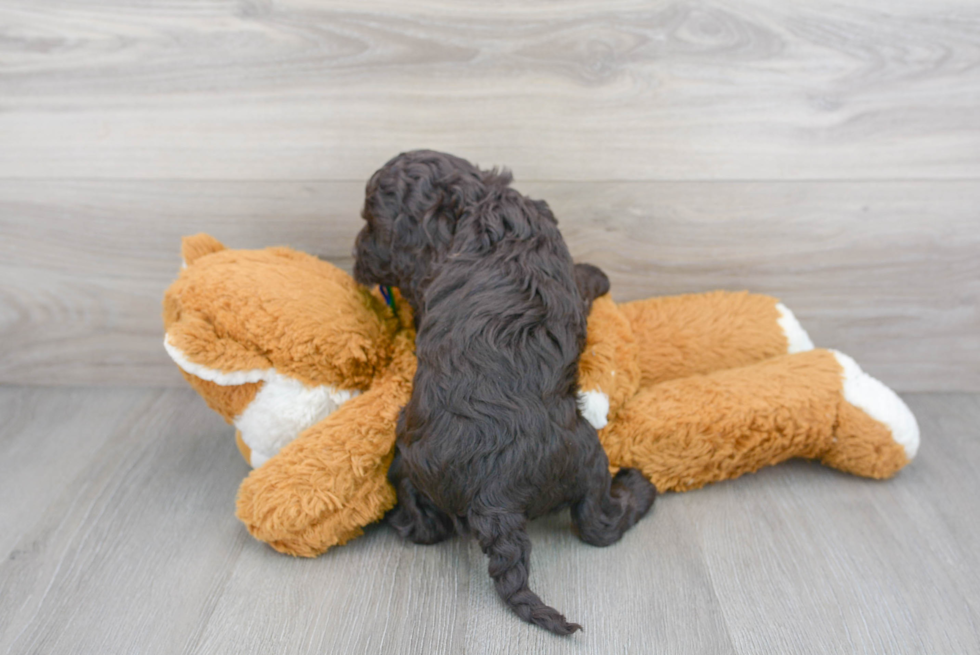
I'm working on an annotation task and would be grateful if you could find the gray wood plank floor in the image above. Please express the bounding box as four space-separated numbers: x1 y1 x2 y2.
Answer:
1 387 977 655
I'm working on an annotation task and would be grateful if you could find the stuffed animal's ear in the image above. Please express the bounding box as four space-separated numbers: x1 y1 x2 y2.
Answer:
182 234 226 266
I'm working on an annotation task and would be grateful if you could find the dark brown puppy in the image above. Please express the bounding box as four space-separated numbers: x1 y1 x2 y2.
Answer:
353 150 656 635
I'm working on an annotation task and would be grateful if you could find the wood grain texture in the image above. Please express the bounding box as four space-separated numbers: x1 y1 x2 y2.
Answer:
0 387 249 655
2 1 976 652
1 387 978 654
1 179 976 391
0 388 138 559
0 0 978 180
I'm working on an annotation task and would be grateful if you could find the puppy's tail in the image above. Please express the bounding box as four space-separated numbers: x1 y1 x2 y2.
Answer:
467 510 581 636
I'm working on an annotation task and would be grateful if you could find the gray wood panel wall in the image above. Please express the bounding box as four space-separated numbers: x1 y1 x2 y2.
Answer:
1 0 978 390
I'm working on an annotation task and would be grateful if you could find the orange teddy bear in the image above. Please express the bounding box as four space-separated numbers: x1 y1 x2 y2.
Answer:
163 235 919 557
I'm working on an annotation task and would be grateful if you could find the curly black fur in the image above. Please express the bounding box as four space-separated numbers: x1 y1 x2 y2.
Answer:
354 150 656 636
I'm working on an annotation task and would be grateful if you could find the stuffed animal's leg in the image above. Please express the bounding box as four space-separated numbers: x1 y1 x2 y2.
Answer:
600 349 919 491
620 291 814 386
235 369 412 557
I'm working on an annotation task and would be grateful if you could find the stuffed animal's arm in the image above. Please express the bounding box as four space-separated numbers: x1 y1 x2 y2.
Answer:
599 349 919 491
235 363 412 557
578 295 642 428
619 291 814 387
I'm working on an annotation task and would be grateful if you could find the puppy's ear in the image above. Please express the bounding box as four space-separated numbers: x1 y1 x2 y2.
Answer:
574 263 610 302
387 201 461 307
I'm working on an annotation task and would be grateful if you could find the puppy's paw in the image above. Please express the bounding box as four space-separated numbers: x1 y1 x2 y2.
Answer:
611 467 658 516
387 493 456 545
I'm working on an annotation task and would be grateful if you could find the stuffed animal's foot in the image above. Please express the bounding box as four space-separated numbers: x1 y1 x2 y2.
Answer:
775 303 815 353
821 351 920 479
236 463 396 557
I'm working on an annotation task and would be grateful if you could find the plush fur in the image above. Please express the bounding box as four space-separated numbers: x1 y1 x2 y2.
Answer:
353 151 657 635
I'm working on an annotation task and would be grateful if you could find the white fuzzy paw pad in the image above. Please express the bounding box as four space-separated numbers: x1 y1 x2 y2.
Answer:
832 350 920 459
776 303 815 354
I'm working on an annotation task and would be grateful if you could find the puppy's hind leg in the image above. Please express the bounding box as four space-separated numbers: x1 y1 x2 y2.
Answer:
571 429 657 548
468 510 582 636
387 450 456 545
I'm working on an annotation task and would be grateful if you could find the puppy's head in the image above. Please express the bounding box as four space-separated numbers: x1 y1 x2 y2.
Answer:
353 150 510 302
